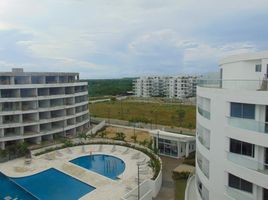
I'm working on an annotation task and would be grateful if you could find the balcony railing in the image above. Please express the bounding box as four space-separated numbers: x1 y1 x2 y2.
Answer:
227 152 268 175
198 106 210 120
197 154 210 179
197 79 267 91
227 116 268 134
198 135 210 150
225 186 253 200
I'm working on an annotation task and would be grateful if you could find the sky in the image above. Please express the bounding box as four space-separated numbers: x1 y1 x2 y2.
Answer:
0 0 268 79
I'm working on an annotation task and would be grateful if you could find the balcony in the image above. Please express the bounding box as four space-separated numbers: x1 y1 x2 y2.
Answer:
197 79 267 91
197 152 210 179
225 186 253 200
227 152 268 175
198 106 210 120
198 135 210 150
227 116 268 134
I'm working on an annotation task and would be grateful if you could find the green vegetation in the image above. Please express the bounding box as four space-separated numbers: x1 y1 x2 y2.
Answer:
182 152 196 166
175 179 187 200
84 78 134 97
0 142 30 162
90 101 196 129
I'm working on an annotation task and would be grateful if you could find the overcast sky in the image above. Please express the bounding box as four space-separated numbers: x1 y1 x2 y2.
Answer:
0 0 267 78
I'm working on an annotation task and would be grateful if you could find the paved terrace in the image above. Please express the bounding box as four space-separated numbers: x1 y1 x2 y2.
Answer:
0 145 153 200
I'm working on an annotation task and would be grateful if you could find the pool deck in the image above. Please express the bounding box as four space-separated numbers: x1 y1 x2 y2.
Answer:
0 145 153 200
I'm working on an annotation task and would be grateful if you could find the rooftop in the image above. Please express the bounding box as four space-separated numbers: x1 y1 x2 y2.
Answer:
0 68 79 76
219 51 268 66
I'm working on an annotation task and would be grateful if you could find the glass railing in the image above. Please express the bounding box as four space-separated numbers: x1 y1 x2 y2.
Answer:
227 152 268 175
198 135 210 150
225 186 253 200
196 176 209 200
227 116 268 134
198 106 210 119
197 79 266 91
197 152 210 179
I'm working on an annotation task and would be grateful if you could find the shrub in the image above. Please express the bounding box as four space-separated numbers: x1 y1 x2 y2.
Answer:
114 132 126 141
172 171 191 180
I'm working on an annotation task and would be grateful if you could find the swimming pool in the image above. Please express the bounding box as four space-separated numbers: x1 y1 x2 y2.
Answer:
0 172 37 200
11 168 95 200
70 154 125 180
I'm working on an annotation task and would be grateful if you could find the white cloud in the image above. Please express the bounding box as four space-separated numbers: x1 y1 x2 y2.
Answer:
0 0 267 77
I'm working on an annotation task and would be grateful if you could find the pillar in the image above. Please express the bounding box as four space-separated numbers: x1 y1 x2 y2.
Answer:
186 142 189 158
0 142 5 150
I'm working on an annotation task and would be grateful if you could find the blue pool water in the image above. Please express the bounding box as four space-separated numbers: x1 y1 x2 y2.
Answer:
70 154 125 180
10 168 95 200
0 172 37 200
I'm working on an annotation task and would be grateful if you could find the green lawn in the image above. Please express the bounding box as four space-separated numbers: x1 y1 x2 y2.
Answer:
90 101 196 129
175 179 187 200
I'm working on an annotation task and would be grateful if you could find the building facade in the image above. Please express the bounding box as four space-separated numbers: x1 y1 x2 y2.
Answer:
0 68 90 150
133 76 198 99
191 52 268 200
150 129 195 158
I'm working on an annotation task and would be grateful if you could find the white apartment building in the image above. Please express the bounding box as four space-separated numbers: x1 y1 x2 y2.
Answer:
0 68 90 150
133 76 198 99
186 52 268 200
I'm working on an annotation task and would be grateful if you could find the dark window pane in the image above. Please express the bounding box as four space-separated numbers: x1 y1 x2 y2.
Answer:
230 139 242 154
242 104 255 119
229 174 240 189
231 103 242 117
242 142 254 157
264 188 268 199
241 179 253 193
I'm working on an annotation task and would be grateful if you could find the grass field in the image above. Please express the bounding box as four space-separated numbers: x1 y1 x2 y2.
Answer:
90 101 196 129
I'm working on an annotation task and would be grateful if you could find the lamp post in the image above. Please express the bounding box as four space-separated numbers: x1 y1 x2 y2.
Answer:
137 163 140 200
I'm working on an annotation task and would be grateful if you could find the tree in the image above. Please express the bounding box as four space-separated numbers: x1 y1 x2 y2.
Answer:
100 131 107 138
78 132 88 144
114 132 126 141
177 109 186 127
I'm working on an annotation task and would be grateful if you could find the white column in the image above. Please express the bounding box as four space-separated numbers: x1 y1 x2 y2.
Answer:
186 142 189 158
0 142 5 150
177 142 180 158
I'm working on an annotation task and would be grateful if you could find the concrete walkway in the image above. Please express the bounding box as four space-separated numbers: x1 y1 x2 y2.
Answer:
154 156 182 200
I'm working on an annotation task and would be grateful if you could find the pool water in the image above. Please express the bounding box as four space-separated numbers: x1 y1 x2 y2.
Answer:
0 172 37 200
11 168 95 200
70 154 125 180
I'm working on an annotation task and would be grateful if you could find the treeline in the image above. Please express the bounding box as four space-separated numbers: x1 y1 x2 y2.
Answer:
83 78 134 97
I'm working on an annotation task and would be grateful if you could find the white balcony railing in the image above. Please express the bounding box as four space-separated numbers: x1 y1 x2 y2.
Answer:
227 152 268 175
227 116 268 134
197 79 266 91
198 106 210 120
225 186 253 200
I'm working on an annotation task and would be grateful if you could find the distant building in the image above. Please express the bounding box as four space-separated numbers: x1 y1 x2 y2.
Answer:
0 68 89 150
133 75 198 99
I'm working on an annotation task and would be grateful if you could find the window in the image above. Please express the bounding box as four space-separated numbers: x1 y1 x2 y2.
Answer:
230 138 254 157
228 173 253 193
255 64 262 72
230 103 255 119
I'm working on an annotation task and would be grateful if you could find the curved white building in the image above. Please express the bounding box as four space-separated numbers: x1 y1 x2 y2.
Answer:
188 52 268 200
0 68 89 150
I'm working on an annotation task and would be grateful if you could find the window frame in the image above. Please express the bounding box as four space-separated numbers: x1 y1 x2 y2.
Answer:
228 173 253 193
255 64 262 72
230 138 255 157
230 103 255 119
